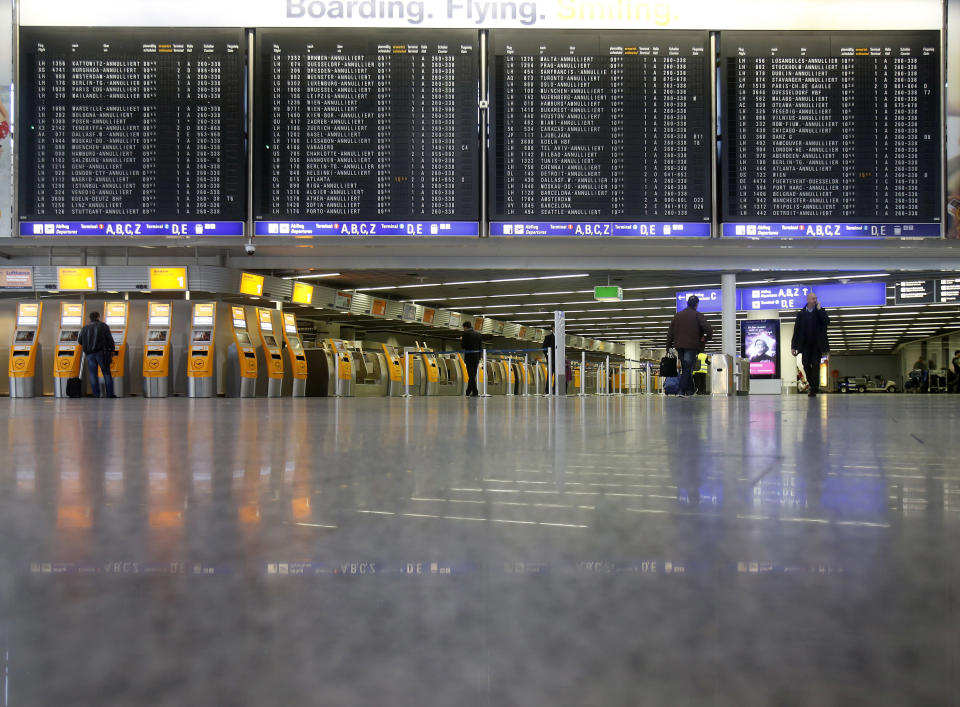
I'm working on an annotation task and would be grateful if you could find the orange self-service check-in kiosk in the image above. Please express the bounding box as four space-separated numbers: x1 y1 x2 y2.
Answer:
9 302 43 398
257 308 285 398
187 302 217 398
225 306 258 397
143 301 173 398
381 344 406 396
102 301 129 397
281 312 307 397
52 302 85 398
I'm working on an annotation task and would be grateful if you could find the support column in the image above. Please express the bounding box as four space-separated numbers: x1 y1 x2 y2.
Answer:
721 273 737 359
554 311 565 397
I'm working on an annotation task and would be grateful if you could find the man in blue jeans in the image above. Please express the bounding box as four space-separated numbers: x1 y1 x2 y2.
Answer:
78 311 116 398
667 296 713 397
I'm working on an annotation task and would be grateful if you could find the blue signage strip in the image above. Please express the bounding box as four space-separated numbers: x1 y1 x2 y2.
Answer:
721 222 941 238
255 221 479 236
20 221 245 237
490 222 712 237
676 289 723 313
677 282 887 312
739 281 887 311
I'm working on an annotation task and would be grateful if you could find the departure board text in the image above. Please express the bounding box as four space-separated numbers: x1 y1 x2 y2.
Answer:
722 31 941 238
18 28 246 233
489 30 712 237
255 29 479 236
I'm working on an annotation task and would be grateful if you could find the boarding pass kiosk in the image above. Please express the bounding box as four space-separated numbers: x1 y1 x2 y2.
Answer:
9 302 43 398
143 302 173 398
53 302 84 398
225 306 258 397
328 339 353 397
382 344 407 397
102 302 129 397
281 312 307 397
257 308 285 398
187 302 217 398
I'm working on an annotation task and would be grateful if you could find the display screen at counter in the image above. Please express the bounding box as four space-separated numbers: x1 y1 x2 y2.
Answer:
721 31 941 237
489 30 712 235
18 28 246 225
254 29 479 234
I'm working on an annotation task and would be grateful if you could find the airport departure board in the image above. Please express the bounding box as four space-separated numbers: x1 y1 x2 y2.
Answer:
489 30 712 237
722 31 942 238
18 28 246 236
254 29 479 237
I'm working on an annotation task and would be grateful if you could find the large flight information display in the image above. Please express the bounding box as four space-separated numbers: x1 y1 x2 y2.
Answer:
18 28 246 237
722 31 942 239
254 29 479 237
489 30 712 238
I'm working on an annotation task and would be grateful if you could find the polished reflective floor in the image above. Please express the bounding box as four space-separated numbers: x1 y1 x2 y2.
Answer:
1 394 958 705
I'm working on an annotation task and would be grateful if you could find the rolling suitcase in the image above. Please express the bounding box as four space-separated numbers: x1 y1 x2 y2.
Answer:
662 376 681 396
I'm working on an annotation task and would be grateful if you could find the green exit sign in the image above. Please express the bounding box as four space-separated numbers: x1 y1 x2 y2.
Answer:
594 286 623 302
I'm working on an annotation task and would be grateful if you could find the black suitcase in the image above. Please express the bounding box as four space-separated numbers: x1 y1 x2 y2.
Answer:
660 355 678 378
66 378 83 398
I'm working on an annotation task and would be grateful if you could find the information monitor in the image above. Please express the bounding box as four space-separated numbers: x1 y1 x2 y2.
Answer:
254 29 480 237
721 31 942 238
18 27 246 236
489 30 712 237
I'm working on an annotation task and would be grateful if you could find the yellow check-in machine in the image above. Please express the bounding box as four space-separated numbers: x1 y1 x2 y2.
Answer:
187 302 217 398
415 344 440 396
281 312 307 397
102 301 130 397
142 301 173 398
9 302 43 398
225 305 259 398
256 308 285 398
381 344 407 397
52 302 85 398
328 339 354 397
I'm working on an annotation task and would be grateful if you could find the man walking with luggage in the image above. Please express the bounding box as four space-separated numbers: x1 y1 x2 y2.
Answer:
791 292 829 398
667 296 713 397
461 320 482 397
78 311 116 398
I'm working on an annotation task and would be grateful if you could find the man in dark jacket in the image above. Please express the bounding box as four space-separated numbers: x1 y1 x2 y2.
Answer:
78 311 116 398
461 321 482 397
791 292 829 398
667 296 713 396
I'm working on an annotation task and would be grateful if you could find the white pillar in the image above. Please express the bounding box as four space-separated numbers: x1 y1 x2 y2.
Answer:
722 273 737 359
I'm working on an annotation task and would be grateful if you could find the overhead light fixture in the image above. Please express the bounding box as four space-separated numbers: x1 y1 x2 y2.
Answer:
283 272 341 280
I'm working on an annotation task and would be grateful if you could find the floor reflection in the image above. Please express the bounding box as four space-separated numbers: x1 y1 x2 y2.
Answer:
0 395 958 704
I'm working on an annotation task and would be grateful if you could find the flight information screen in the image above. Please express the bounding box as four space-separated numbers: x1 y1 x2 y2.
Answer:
18 28 246 237
254 29 479 237
722 31 942 238
489 30 712 237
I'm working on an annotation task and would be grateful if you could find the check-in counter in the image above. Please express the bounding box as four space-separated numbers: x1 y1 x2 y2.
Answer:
304 339 354 397
103 302 130 397
142 302 173 398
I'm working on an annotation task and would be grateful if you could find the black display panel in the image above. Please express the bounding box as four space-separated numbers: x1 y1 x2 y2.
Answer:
489 30 712 237
254 29 479 237
18 28 246 236
721 31 942 239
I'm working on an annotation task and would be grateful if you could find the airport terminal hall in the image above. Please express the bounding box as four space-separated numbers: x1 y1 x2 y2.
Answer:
2 0 960 704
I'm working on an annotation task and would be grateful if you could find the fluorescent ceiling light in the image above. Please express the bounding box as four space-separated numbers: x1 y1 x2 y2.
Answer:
283 272 341 280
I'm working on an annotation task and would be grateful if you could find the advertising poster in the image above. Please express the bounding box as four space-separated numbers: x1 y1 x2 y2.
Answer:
741 320 780 378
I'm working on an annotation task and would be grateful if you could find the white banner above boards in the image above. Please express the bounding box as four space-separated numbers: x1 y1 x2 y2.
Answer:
19 0 942 30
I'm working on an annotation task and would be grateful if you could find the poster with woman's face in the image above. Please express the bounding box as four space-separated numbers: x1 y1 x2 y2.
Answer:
741 320 780 378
